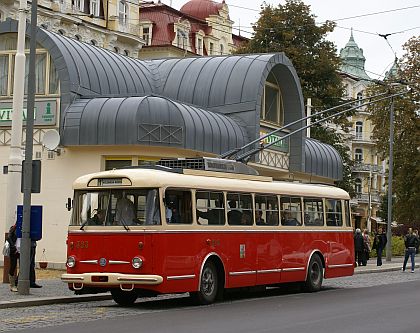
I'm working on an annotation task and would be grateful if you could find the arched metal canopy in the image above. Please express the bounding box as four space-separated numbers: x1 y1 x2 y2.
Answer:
63 96 247 154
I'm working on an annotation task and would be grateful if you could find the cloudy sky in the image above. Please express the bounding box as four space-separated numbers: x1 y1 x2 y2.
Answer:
162 0 420 79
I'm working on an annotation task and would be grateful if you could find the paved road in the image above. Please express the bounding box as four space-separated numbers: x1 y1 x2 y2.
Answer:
1 270 419 333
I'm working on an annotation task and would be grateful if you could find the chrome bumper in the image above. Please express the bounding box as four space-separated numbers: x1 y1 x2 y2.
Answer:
61 272 163 288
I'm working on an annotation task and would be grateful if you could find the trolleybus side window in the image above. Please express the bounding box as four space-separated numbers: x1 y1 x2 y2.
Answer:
303 198 324 226
326 199 343 226
165 189 192 224
344 200 352 227
255 194 279 226
196 191 225 225
280 196 302 226
227 193 253 225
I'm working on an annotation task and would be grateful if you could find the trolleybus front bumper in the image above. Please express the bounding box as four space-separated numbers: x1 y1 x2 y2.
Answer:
61 273 163 290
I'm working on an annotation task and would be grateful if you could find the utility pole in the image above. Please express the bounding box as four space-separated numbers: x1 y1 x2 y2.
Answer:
18 0 38 295
386 96 394 262
3 0 27 283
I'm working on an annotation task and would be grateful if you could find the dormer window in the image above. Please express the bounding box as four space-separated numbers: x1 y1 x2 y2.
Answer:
260 72 284 125
142 27 150 45
177 29 187 49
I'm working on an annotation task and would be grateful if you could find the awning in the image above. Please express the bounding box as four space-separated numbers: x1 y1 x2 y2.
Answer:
371 216 386 224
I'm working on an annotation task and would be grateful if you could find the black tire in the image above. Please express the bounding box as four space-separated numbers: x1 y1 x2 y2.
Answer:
303 254 323 292
191 261 219 305
111 289 138 306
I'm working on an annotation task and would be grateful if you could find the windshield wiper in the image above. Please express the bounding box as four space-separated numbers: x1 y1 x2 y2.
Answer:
120 219 130 231
80 220 88 230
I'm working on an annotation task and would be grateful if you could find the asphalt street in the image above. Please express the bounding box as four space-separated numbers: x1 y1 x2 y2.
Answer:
1 269 419 333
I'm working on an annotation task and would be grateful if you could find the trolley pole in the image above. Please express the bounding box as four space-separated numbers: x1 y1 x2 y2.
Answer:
3 0 27 284
18 0 37 295
386 96 394 262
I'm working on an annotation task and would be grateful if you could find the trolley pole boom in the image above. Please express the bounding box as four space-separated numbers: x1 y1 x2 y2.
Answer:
234 91 407 162
219 92 389 160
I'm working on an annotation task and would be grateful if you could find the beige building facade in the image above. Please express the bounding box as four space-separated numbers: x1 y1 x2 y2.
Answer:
339 32 386 232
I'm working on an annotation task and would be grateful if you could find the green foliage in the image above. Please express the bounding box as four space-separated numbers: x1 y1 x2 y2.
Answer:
366 36 420 226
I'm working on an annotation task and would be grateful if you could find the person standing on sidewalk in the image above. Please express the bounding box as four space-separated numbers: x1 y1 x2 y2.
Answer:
362 229 371 265
402 228 419 273
373 227 387 266
354 228 365 267
6 224 19 292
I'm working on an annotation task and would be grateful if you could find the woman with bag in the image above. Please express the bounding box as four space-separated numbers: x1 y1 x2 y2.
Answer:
6 224 19 292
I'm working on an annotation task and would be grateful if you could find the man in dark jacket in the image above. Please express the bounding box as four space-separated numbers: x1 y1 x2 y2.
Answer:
354 228 365 267
402 228 419 273
373 227 387 266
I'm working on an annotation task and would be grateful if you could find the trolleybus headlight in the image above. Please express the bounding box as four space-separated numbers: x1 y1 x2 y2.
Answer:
132 257 143 269
66 256 76 268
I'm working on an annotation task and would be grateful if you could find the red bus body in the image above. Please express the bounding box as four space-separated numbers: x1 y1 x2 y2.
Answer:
62 167 354 304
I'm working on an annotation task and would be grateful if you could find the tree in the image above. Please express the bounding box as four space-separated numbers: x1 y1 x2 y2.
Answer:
367 36 420 226
236 0 353 192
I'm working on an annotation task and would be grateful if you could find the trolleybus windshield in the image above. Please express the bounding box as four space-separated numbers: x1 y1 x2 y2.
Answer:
72 188 160 227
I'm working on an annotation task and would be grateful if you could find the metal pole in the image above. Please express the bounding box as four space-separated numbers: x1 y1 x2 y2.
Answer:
3 0 27 284
18 0 37 295
386 96 394 262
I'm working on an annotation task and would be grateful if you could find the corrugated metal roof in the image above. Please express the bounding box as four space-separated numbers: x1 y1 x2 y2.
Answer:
305 138 343 181
63 96 247 154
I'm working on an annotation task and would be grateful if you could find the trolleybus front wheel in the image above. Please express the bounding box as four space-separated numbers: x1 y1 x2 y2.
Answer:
111 288 138 306
192 261 219 305
303 254 323 292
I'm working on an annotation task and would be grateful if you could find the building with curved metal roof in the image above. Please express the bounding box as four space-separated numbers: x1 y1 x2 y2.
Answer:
0 19 345 263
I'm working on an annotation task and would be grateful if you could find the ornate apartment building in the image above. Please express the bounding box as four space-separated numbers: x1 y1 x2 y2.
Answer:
339 32 387 231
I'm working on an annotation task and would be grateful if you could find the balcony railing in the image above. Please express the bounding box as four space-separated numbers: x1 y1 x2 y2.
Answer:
352 163 383 173
353 133 374 142
354 193 381 203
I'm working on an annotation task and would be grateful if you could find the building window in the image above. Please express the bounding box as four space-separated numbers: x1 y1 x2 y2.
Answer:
105 159 132 171
261 72 284 125
119 1 128 24
355 121 363 140
142 27 150 45
58 29 66 36
357 91 363 107
197 37 202 55
355 178 362 193
75 34 82 41
0 35 59 97
90 0 100 17
220 44 224 55
209 42 214 55
90 39 97 46
73 0 84 12
123 50 129 56
113 47 120 54
355 148 363 162
177 29 187 49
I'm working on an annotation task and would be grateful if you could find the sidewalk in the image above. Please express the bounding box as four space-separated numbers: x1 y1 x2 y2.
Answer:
0 257 417 309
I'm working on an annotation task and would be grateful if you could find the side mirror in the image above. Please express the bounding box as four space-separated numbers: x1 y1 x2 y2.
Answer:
66 197 72 211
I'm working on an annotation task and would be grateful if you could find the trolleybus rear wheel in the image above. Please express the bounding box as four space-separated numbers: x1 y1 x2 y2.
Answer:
111 289 138 306
192 261 219 305
303 254 323 292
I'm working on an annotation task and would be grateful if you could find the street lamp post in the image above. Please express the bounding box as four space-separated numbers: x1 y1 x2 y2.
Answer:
18 0 38 295
386 96 394 262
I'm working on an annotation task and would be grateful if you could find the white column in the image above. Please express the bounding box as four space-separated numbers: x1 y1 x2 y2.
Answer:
4 0 27 233
306 98 311 138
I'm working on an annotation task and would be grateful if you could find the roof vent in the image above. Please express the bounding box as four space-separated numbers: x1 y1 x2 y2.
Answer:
157 157 259 176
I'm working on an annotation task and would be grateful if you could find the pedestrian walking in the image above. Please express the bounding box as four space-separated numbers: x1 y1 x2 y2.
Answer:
402 228 419 273
414 230 419 254
354 228 365 267
373 227 387 266
362 229 371 265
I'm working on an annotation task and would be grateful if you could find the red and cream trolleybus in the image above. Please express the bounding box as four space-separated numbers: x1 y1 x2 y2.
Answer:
61 158 354 306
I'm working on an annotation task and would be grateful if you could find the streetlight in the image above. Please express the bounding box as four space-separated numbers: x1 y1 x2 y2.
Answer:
386 96 394 262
